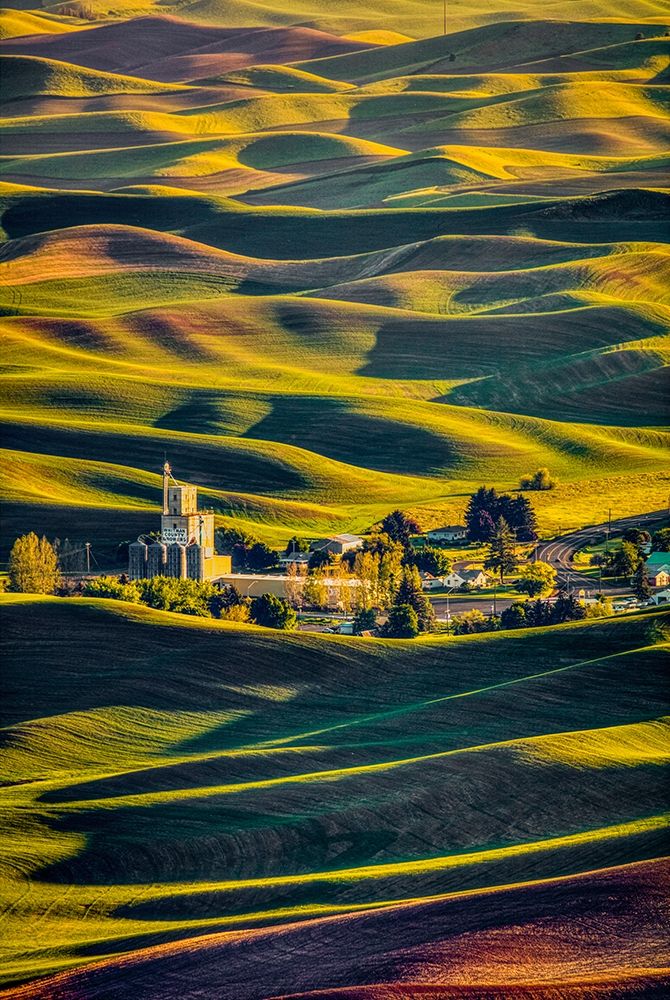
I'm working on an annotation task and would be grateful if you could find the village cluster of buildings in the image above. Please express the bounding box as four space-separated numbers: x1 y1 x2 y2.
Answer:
127 468 670 605
127 471 480 596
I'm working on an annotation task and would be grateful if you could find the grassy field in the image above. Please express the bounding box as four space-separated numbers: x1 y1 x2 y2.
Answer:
1 596 669 995
1 7 669 995
0 21 667 541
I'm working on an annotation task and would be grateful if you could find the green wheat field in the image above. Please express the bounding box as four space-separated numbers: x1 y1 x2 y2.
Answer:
1 0 669 995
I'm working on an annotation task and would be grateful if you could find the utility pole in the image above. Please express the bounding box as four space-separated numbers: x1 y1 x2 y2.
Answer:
85 542 91 574
445 587 453 621
443 0 447 35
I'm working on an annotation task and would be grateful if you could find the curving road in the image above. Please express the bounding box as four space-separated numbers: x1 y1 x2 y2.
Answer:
537 508 668 594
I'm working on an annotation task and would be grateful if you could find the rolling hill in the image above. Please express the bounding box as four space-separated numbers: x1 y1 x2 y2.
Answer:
1 597 668 995
1 8 669 995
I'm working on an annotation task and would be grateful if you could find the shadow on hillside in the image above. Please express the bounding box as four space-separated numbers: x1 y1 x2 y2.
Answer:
242 395 457 475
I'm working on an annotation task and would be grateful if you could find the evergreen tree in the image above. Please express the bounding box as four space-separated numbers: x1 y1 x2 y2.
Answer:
353 607 378 634
284 535 309 555
651 528 670 552
525 599 553 627
209 584 246 617
484 518 518 583
551 592 586 623
308 547 336 571
633 561 651 601
383 603 419 638
395 565 435 632
465 487 499 542
503 495 538 541
379 510 421 548
8 533 61 594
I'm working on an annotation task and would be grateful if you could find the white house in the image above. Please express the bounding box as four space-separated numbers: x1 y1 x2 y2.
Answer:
443 570 467 588
460 568 490 589
427 525 467 543
420 572 445 591
649 588 670 605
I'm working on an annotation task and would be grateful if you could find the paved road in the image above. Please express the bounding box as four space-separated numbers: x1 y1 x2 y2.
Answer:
430 595 515 617
537 508 668 593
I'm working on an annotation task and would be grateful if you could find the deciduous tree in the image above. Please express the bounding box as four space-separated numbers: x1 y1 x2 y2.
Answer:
247 542 280 571
8 533 61 594
452 609 490 634
517 561 556 598
609 540 642 579
412 546 452 577
250 593 297 630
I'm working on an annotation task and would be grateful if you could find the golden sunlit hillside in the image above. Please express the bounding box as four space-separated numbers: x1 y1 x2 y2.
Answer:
1 3 668 997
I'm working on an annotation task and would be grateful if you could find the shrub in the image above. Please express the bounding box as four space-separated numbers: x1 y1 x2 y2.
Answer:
137 577 214 617
452 609 491 634
584 597 614 618
220 603 251 622
83 576 140 603
519 467 557 491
